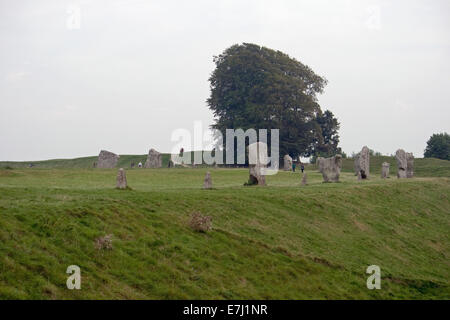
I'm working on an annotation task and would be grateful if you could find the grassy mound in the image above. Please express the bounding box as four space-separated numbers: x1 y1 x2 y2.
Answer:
0 168 449 299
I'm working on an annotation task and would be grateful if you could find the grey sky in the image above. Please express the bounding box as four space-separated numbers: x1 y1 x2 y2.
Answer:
1 0 449 161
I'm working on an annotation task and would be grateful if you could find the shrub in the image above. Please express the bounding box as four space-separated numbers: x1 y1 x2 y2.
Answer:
189 212 212 233
94 234 113 250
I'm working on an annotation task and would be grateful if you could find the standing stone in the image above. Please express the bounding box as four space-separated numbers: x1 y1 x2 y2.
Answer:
203 171 212 189
406 153 414 178
316 154 342 182
97 150 120 169
144 148 162 168
301 173 307 186
247 142 267 186
359 146 370 179
116 168 127 189
395 149 407 178
354 146 370 179
381 162 390 179
283 154 293 171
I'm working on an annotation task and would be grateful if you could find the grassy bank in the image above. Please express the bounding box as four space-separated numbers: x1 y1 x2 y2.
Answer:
0 167 449 299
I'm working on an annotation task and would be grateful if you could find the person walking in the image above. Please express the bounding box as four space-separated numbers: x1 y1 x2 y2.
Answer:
292 162 296 172
301 164 305 173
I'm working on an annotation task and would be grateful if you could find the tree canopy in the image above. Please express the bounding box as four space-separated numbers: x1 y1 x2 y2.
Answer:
207 43 340 160
424 132 450 160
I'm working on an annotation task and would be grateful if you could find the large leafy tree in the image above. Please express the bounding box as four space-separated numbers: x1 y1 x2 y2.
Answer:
207 43 340 160
309 109 343 161
424 132 450 160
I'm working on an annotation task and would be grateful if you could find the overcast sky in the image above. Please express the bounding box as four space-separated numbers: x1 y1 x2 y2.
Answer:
1 0 449 161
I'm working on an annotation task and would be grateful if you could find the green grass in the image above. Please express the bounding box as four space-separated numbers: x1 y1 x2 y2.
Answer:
0 151 204 170
340 156 450 177
0 165 449 299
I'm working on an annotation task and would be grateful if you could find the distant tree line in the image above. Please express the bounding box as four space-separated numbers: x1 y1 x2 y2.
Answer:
424 132 449 160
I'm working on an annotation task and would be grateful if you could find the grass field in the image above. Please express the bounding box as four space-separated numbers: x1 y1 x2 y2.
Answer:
2 154 449 178
0 152 200 169
0 162 449 299
340 156 450 178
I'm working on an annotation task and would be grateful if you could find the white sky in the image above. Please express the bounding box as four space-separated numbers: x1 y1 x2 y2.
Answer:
0 0 449 161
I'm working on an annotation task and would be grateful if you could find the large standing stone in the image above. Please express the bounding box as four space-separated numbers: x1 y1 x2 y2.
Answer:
116 168 127 189
406 153 414 178
381 162 390 179
354 146 370 179
97 150 119 168
317 154 342 182
203 171 212 189
247 142 267 186
144 148 162 168
283 154 293 171
396 149 407 178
